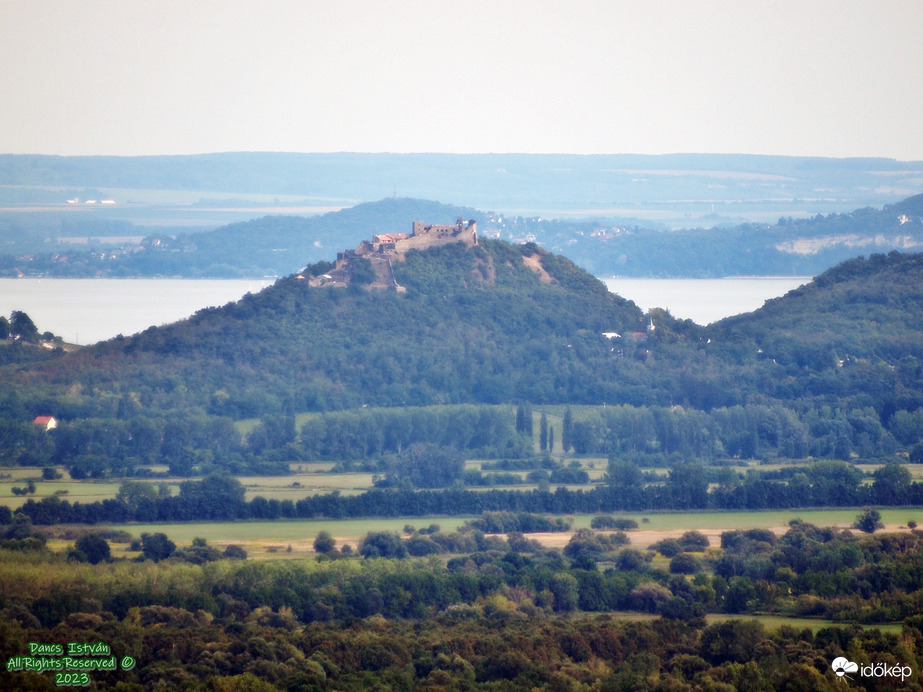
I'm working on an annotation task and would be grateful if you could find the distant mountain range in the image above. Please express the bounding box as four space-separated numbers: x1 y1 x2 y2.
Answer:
2 194 922 279
2 153 921 223
0 153 923 220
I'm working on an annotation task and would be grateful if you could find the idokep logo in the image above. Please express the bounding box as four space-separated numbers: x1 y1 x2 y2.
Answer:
831 657 859 680
831 656 913 683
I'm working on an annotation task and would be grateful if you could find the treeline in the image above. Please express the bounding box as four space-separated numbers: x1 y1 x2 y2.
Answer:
6 520 923 626
567 402 918 462
4 400 921 480
0 404 531 477
298 405 529 461
10 460 923 526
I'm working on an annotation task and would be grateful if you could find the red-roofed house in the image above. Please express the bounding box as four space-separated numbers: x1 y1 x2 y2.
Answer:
32 416 57 431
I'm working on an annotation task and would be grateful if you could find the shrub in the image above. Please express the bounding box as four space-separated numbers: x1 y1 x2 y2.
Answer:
591 515 638 530
853 508 883 533
616 548 647 571
223 544 248 559
74 533 111 564
678 531 710 551
669 552 700 574
405 534 443 556
650 538 682 557
313 531 336 554
359 531 408 559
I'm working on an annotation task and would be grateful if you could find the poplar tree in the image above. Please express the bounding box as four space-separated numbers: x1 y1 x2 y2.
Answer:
562 407 573 453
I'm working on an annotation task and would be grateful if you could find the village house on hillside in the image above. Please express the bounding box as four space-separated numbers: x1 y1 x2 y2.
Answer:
310 218 478 291
32 416 57 431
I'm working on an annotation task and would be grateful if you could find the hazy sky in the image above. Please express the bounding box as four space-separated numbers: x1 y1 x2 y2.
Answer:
2 0 921 159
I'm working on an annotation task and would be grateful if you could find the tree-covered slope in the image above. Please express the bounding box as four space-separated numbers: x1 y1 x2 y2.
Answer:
5 239 646 418
712 251 923 366
4 243 923 430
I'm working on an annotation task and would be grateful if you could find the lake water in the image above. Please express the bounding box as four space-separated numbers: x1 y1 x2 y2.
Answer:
0 279 273 345
0 276 811 345
602 277 810 326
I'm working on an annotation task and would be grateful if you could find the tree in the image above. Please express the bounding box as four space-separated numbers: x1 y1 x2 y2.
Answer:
853 507 883 533
178 474 246 519
539 412 548 452
669 552 700 574
359 531 407 559
223 544 247 559
383 443 464 488
116 480 159 512
74 533 110 564
314 531 336 555
606 459 644 489
678 530 710 551
141 532 176 561
348 257 376 285
666 462 709 509
872 463 912 504
549 572 579 612
10 310 40 341
723 576 756 613
562 407 573 453
515 403 533 436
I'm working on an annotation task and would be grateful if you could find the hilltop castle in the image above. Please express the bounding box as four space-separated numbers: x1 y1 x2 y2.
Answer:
309 218 478 291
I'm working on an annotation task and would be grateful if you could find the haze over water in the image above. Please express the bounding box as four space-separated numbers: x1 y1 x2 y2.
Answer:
0 279 272 345
602 277 810 326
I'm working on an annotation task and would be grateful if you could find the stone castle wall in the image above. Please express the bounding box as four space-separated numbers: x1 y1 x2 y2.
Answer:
312 218 477 289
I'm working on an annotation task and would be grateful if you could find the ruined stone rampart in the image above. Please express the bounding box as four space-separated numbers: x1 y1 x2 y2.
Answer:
311 218 477 289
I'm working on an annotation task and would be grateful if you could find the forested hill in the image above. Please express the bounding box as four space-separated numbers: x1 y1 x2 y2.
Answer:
711 250 923 368
4 243 923 426
5 239 646 418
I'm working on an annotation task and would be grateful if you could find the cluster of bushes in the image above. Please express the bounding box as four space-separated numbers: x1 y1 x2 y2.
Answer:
464 511 571 534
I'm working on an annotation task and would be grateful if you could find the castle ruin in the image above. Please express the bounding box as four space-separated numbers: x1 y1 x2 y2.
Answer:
310 218 478 291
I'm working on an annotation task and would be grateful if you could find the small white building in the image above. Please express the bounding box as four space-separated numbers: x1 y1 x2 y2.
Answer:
32 416 57 431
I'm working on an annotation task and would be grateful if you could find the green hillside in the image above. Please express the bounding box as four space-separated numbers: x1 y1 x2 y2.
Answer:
5 243 923 421
712 251 923 368
2 234 922 478
3 238 646 419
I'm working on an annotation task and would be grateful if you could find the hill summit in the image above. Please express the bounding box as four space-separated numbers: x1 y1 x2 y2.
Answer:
4 210 923 426
15 233 644 418
309 217 479 291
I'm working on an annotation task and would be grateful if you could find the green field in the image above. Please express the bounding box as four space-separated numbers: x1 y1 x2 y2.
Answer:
93 507 923 556
101 516 472 559
0 457 611 508
570 508 922 531
703 613 903 634
587 611 901 634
